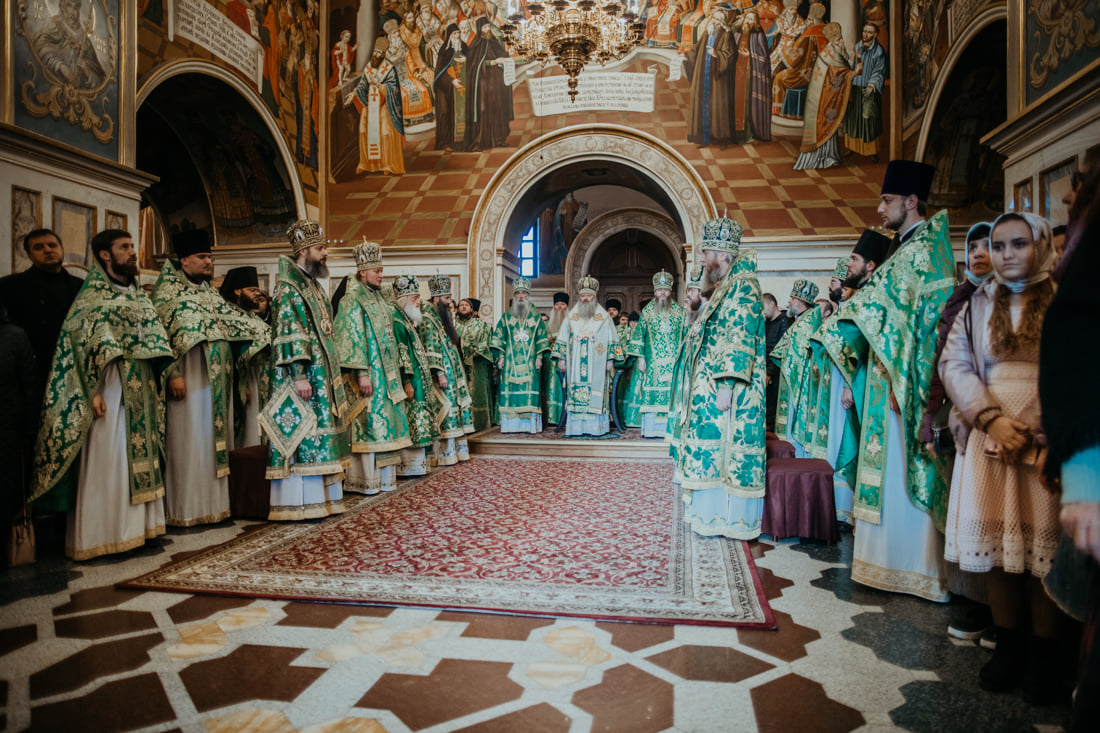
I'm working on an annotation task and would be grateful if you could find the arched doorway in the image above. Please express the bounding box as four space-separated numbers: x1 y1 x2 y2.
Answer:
135 64 303 265
468 124 715 318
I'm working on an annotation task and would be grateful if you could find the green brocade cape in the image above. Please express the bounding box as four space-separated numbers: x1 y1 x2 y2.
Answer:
391 305 444 448
152 260 271 476
627 300 686 414
490 310 550 418
262 257 350 478
771 305 823 442
458 315 496 430
816 211 955 527
418 304 474 438
334 278 411 453
31 263 173 509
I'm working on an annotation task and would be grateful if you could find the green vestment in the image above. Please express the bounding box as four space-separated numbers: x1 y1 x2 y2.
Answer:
490 309 550 420
814 211 955 527
457 315 495 431
153 260 270 476
667 252 767 495
771 305 823 445
616 324 643 428
628 300 687 416
262 256 351 479
31 264 173 509
334 278 412 454
391 305 444 448
541 336 564 426
418 304 474 438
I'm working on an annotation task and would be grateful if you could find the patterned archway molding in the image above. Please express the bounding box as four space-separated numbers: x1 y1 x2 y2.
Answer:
468 124 716 318
566 208 686 298
136 59 307 219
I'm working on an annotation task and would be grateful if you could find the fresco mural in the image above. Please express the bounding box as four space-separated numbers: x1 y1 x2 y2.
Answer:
326 0 890 179
1024 0 1100 107
13 0 121 161
139 0 320 201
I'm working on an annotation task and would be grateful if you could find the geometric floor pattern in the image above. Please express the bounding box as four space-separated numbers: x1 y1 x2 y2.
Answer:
1 489 1073 731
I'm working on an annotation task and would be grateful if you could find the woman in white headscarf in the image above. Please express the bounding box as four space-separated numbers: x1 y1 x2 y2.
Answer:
939 211 1063 703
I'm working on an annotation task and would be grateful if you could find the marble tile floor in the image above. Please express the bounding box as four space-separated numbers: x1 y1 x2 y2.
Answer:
0 512 1074 733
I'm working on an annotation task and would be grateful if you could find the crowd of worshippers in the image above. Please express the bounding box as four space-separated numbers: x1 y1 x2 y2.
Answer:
2 156 1099 725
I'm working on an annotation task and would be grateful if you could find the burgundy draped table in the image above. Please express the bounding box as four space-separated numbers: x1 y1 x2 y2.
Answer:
761 457 839 543
766 438 796 460
228 445 271 519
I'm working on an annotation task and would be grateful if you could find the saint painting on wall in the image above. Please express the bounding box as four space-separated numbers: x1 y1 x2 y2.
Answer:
14 0 120 160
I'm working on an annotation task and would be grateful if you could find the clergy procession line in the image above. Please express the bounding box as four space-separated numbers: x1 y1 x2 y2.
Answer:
8 156 1100 718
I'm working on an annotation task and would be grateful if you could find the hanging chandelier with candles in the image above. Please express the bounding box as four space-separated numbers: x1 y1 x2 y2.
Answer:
502 1 646 103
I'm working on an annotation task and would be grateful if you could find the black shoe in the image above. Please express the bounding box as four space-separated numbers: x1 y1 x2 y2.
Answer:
979 626 1026 692
948 598 993 641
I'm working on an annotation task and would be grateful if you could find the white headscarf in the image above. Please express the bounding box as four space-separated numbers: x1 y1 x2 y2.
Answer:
990 211 1056 293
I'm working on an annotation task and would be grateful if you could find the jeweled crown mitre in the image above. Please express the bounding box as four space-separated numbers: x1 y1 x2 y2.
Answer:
393 274 419 297
652 269 674 290
791 278 820 304
512 275 531 293
686 263 705 289
428 272 452 297
577 274 599 295
833 256 850 281
701 217 743 254
354 240 383 270
286 219 325 255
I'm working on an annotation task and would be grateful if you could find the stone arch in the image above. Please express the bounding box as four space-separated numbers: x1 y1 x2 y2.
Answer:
566 209 685 297
136 59 306 216
915 6 1009 162
468 124 716 318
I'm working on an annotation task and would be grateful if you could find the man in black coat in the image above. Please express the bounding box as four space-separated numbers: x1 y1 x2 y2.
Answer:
762 292 791 431
0 228 84 389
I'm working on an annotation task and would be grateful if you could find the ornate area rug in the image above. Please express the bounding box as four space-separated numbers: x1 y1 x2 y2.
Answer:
123 456 775 628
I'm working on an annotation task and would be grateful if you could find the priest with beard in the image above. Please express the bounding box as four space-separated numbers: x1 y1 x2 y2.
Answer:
491 277 551 434
31 229 173 560
770 278 821 456
433 23 467 152
541 292 569 427
456 296 494 431
628 270 687 438
334 242 412 495
666 217 767 539
261 220 351 521
390 275 443 478
153 231 270 527
464 17 513 151
552 276 623 437
218 266 272 447
419 274 474 465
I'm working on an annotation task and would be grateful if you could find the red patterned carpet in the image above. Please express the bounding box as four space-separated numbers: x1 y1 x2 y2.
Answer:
124 456 773 627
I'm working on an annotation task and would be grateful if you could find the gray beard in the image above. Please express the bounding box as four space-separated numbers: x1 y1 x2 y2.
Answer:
703 264 724 291
576 301 596 319
654 295 671 312
402 302 423 324
549 310 566 333
512 300 530 319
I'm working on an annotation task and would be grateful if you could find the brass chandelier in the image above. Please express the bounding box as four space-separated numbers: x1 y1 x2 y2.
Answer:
503 1 645 103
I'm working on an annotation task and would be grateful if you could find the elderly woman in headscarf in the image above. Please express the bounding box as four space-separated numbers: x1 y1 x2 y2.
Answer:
939 211 1063 703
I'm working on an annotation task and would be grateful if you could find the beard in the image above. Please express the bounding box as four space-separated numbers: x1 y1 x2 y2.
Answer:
654 293 672 312
238 292 259 310
304 257 329 280
185 270 212 284
456 310 473 322
512 300 530 319
436 299 461 349
703 261 725 292
111 255 138 281
549 309 566 334
829 288 842 304
401 301 423 324
576 301 596 319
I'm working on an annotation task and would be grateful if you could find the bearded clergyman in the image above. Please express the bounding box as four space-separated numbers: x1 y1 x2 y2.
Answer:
261 219 350 520
491 276 551 434
628 269 687 438
667 217 767 539
153 229 269 527
456 296 495 431
217 266 272 447
418 274 474 465
334 241 412 495
31 229 173 559
552 275 623 437
390 274 443 477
